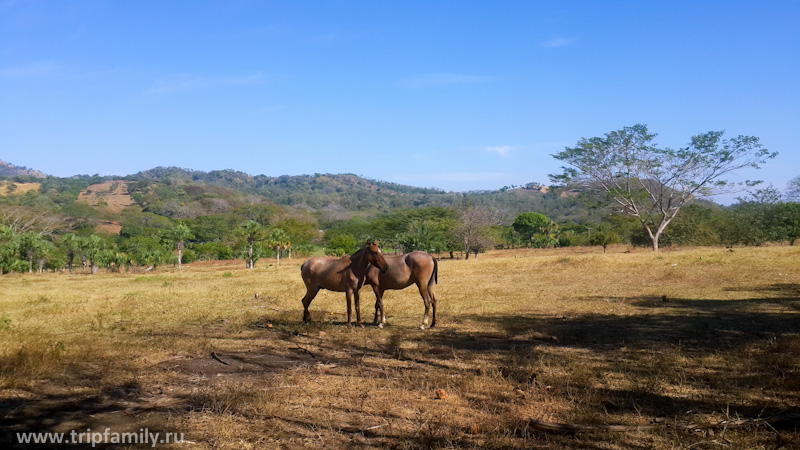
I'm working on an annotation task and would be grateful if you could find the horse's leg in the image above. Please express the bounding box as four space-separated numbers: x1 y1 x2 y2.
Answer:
372 285 381 325
429 289 437 328
372 288 386 328
354 289 363 327
345 288 353 326
417 281 431 330
302 286 321 323
379 288 386 327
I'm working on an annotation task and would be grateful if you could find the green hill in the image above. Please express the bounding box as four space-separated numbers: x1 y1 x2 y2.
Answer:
117 167 592 222
0 163 607 250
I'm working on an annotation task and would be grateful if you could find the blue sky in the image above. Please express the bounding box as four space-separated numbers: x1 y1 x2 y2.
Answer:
1 0 798 201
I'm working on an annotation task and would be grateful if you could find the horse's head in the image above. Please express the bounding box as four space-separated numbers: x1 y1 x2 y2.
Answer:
365 240 389 273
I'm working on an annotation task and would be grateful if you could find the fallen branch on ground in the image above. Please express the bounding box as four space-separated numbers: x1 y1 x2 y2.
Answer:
528 419 659 433
210 351 229 365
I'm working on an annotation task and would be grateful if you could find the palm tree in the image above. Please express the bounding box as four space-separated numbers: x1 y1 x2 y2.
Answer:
19 231 46 273
100 250 130 273
61 234 80 274
81 235 106 274
35 240 56 273
266 228 291 267
239 221 267 269
165 223 194 271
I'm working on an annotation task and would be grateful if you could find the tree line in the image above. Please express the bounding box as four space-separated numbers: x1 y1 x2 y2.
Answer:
2 188 798 274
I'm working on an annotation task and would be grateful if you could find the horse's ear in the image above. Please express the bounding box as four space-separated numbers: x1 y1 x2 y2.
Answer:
373 239 379 246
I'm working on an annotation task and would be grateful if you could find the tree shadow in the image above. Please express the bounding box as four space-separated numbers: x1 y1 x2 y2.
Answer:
0 379 189 449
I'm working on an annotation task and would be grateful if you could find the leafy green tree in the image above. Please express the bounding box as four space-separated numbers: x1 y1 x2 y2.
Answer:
165 222 194 271
551 124 776 251
194 242 234 260
0 226 21 274
235 204 276 226
659 204 721 247
186 214 239 243
398 220 445 253
589 230 621 253
324 233 358 256
274 217 317 249
716 208 750 248
45 249 66 273
786 176 800 202
773 202 800 245
512 212 552 248
556 221 590 247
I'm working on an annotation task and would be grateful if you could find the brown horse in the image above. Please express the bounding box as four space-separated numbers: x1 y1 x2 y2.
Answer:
300 241 389 326
365 251 438 329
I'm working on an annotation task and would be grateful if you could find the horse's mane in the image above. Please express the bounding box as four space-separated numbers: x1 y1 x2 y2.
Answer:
350 245 366 258
346 244 372 276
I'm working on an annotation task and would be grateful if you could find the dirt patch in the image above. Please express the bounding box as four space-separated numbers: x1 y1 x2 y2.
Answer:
96 220 122 235
77 181 135 212
162 350 320 379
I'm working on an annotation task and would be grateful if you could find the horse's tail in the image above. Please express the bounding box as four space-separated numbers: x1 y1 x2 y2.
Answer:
429 257 438 286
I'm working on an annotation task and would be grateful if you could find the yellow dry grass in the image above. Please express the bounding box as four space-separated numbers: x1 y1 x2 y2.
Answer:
77 180 135 212
0 182 41 196
0 246 798 449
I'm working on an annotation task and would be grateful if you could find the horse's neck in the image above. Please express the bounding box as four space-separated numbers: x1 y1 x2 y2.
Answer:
348 247 369 278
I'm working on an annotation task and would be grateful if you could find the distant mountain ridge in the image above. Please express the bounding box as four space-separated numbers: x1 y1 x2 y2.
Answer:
0 161 591 222
118 166 578 220
0 159 46 178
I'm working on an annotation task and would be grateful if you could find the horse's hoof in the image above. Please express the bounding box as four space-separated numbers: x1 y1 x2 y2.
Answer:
378 323 384 329
419 324 426 330
358 323 364 328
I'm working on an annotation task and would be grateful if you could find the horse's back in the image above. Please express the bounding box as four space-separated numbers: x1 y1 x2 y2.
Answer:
301 256 353 291
405 251 434 267
369 251 435 289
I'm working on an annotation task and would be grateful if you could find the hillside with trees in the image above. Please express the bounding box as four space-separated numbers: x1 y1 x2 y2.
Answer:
1 156 798 274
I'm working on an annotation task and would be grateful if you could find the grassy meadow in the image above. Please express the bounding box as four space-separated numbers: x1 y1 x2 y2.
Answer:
1 245 798 449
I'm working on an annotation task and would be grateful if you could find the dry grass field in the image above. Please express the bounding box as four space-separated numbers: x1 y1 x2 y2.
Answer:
0 182 41 197
1 245 798 449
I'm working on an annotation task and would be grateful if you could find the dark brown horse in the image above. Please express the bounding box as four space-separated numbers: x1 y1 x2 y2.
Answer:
300 241 389 326
365 251 438 329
